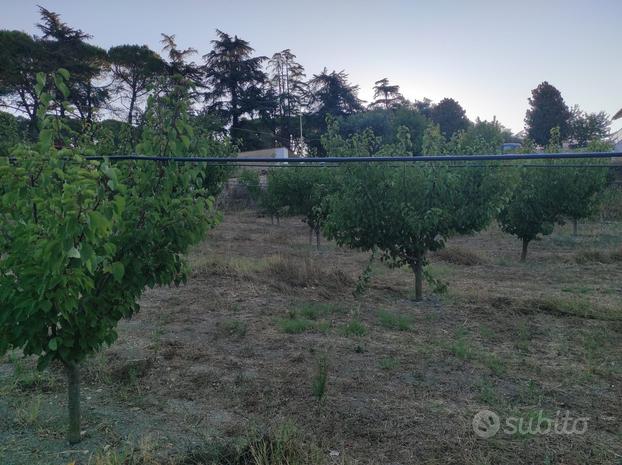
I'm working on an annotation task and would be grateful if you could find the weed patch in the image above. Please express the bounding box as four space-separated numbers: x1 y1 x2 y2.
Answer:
339 320 367 337
377 310 413 331
311 355 329 402
221 319 248 338
379 357 400 370
279 318 316 334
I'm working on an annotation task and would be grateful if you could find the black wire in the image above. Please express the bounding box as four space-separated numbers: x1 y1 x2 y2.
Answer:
82 151 622 164
5 152 622 167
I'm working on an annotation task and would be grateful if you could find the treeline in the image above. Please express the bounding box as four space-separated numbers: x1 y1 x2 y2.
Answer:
0 7 612 156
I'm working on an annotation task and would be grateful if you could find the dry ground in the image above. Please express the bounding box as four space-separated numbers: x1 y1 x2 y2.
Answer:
1 211 621 465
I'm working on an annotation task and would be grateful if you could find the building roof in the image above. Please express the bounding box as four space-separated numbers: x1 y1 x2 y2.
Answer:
237 147 293 159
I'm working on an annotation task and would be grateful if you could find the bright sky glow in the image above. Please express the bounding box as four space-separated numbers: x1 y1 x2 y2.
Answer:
3 0 621 133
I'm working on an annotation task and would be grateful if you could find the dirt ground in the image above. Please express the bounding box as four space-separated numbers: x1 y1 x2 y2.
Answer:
1 211 621 465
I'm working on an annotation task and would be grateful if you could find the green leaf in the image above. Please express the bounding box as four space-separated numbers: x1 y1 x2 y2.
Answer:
48 339 58 351
57 68 70 80
67 247 81 259
111 262 124 283
36 72 46 87
89 211 109 234
58 81 70 98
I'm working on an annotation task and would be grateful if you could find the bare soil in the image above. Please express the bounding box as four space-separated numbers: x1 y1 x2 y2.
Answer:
1 212 621 465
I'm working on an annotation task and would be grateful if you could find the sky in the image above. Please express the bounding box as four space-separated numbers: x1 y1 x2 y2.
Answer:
2 0 621 134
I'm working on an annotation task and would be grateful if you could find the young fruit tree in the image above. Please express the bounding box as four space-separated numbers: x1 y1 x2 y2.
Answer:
324 162 513 300
497 161 559 261
266 117 415 248
558 141 612 236
498 157 610 258
275 166 336 247
261 167 291 224
0 72 220 444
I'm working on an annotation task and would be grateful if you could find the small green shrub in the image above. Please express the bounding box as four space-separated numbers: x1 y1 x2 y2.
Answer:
238 169 262 201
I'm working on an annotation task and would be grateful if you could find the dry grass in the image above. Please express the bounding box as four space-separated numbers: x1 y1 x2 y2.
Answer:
574 248 622 264
433 246 485 266
265 255 353 291
2 211 621 465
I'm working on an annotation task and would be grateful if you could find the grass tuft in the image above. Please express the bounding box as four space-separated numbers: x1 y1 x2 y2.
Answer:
14 395 42 428
311 354 329 402
277 302 345 334
279 318 316 334
379 357 400 370
339 320 367 337
377 310 413 331
221 319 248 338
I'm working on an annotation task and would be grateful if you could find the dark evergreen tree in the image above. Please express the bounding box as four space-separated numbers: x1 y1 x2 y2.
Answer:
369 78 403 110
37 7 109 125
108 45 167 126
429 98 470 139
0 30 48 135
203 30 267 140
524 81 571 146
308 68 363 118
268 49 307 145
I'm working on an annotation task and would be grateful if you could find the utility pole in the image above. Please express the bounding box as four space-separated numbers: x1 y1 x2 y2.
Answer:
298 113 305 157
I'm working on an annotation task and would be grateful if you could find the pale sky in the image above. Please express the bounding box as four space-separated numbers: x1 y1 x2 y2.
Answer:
2 0 621 133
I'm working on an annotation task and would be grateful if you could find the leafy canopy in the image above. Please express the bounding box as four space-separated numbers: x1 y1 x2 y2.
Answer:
497 132 609 259
324 162 514 298
0 71 220 370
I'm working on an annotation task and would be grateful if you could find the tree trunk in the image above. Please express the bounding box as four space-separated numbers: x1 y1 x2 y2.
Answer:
128 92 136 126
520 238 529 262
66 362 81 444
411 255 423 301
315 226 320 250
309 226 313 246
572 218 578 236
